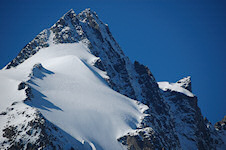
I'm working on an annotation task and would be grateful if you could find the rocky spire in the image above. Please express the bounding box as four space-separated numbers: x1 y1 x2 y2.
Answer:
176 76 192 92
215 115 226 131
63 9 76 18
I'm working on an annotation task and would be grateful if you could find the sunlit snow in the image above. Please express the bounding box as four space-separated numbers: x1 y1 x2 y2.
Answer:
0 42 147 150
158 81 194 97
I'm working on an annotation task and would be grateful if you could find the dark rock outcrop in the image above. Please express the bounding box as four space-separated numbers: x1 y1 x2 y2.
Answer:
0 103 87 150
215 116 226 131
6 30 50 69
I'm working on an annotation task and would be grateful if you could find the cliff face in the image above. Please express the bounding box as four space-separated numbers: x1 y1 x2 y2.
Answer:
158 77 225 150
214 116 226 149
1 9 225 150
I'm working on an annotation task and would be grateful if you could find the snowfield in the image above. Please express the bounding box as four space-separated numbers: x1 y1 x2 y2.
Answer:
0 42 148 150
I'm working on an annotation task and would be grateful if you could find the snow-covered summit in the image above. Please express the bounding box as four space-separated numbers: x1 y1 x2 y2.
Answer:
1 9 225 150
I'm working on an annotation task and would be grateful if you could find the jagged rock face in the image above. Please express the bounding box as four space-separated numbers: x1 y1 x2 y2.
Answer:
162 92 210 149
6 30 50 69
204 117 226 150
214 116 226 149
159 79 225 150
125 61 180 149
215 116 226 131
0 103 87 150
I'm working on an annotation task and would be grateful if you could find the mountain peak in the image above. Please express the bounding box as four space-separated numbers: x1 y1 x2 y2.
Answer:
4 8 111 69
80 8 96 15
77 8 99 25
60 9 76 22
83 8 91 13
176 76 192 92
65 9 76 15
1 8 225 150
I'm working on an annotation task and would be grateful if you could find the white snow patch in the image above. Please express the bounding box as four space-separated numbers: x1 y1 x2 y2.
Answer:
158 81 194 97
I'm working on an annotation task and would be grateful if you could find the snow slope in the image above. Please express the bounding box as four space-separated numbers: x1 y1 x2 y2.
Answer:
0 42 147 150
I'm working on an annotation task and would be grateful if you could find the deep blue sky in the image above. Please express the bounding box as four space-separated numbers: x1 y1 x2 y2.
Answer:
0 0 225 123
